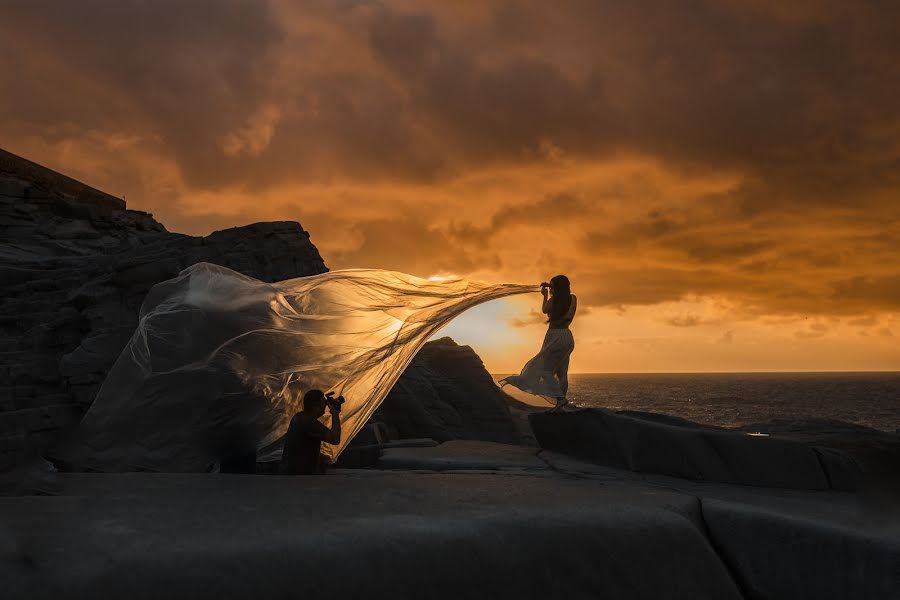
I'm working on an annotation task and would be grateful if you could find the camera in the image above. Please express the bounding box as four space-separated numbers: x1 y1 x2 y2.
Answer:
325 391 345 405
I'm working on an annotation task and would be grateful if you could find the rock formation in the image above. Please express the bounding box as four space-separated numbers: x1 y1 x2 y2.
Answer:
1 150 523 470
377 337 522 445
0 149 328 468
528 408 900 492
6 448 897 600
531 408 820 488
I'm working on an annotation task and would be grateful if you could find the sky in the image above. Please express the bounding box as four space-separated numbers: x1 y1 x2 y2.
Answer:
2 0 899 372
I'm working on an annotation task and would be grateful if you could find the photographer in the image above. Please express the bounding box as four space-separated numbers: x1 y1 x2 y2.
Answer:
280 389 343 475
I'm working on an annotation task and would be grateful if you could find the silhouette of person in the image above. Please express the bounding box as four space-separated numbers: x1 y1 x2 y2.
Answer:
541 275 577 410
500 274 577 411
280 389 343 475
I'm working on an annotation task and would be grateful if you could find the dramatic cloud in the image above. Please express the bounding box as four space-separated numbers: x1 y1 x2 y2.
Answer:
3 0 898 370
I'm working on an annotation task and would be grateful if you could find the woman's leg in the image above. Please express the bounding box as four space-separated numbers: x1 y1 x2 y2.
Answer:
551 354 571 411
540 353 560 400
556 354 570 398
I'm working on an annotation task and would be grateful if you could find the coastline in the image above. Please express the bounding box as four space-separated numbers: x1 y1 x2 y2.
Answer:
494 372 900 433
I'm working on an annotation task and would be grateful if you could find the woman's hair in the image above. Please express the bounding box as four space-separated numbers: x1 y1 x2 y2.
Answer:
548 274 572 322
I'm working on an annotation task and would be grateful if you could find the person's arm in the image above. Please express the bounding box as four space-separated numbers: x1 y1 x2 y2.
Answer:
300 401 342 445
323 402 341 445
541 286 552 315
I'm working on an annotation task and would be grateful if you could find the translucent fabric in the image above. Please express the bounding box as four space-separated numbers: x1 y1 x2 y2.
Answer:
500 328 575 400
63 263 538 472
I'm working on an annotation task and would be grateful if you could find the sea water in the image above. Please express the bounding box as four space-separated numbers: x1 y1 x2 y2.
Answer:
496 372 900 433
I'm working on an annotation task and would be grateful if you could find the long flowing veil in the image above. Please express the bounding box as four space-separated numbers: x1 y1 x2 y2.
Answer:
60 263 537 471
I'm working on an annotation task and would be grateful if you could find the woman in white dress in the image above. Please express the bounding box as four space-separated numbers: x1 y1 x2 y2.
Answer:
501 275 577 411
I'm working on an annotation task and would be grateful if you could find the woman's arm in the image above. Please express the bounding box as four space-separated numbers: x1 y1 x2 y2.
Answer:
541 287 552 315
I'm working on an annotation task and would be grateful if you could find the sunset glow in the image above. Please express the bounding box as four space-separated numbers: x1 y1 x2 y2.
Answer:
3 0 898 372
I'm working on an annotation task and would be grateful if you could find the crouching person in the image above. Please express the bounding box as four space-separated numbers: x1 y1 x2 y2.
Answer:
280 389 343 475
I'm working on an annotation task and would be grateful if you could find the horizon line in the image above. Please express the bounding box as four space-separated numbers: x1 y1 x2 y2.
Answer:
491 370 900 375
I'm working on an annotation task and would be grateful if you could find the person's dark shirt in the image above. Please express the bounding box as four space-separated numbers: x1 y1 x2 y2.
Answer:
280 412 331 475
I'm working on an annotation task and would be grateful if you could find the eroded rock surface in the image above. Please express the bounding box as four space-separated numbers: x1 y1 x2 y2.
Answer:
0 149 327 468
734 417 900 492
702 497 900 600
5 448 896 600
530 408 839 490
0 472 745 600
377 337 522 445
378 439 544 471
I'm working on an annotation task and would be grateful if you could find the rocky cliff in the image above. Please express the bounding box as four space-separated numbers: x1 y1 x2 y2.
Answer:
0 149 523 470
0 149 328 468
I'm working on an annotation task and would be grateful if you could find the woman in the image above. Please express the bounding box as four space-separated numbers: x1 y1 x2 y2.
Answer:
501 275 577 411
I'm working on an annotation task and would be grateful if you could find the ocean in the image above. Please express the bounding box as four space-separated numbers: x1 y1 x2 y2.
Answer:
496 372 900 433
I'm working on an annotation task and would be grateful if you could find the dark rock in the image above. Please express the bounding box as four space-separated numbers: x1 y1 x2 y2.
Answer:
618 410 727 430
702 498 900 600
0 473 745 600
377 337 522 445
733 418 900 492
0 149 328 467
378 438 440 449
530 408 834 490
331 444 383 469
379 440 545 471
348 422 390 447
813 446 862 491
333 439 441 470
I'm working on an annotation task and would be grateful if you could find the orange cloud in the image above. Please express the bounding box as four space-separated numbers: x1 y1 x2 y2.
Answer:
3 0 899 370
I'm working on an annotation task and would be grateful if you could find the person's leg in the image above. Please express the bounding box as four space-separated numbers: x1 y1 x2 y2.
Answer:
557 354 570 397
551 354 571 411
544 371 564 411
542 336 567 411
540 353 559 406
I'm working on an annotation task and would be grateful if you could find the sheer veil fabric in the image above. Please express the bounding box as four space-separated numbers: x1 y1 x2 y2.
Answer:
499 328 575 401
60 263 538 471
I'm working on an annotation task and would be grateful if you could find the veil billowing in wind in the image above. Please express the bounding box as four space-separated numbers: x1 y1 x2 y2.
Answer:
60 263 537 471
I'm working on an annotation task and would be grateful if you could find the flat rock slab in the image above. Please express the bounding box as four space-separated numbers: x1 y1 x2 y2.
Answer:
0 472 742 600
377 438 440 449
703 498 900 600
531 409 832 490
379 440 547 471
540 450 900 600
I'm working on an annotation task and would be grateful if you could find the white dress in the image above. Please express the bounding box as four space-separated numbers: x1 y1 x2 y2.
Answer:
500 295 576 400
